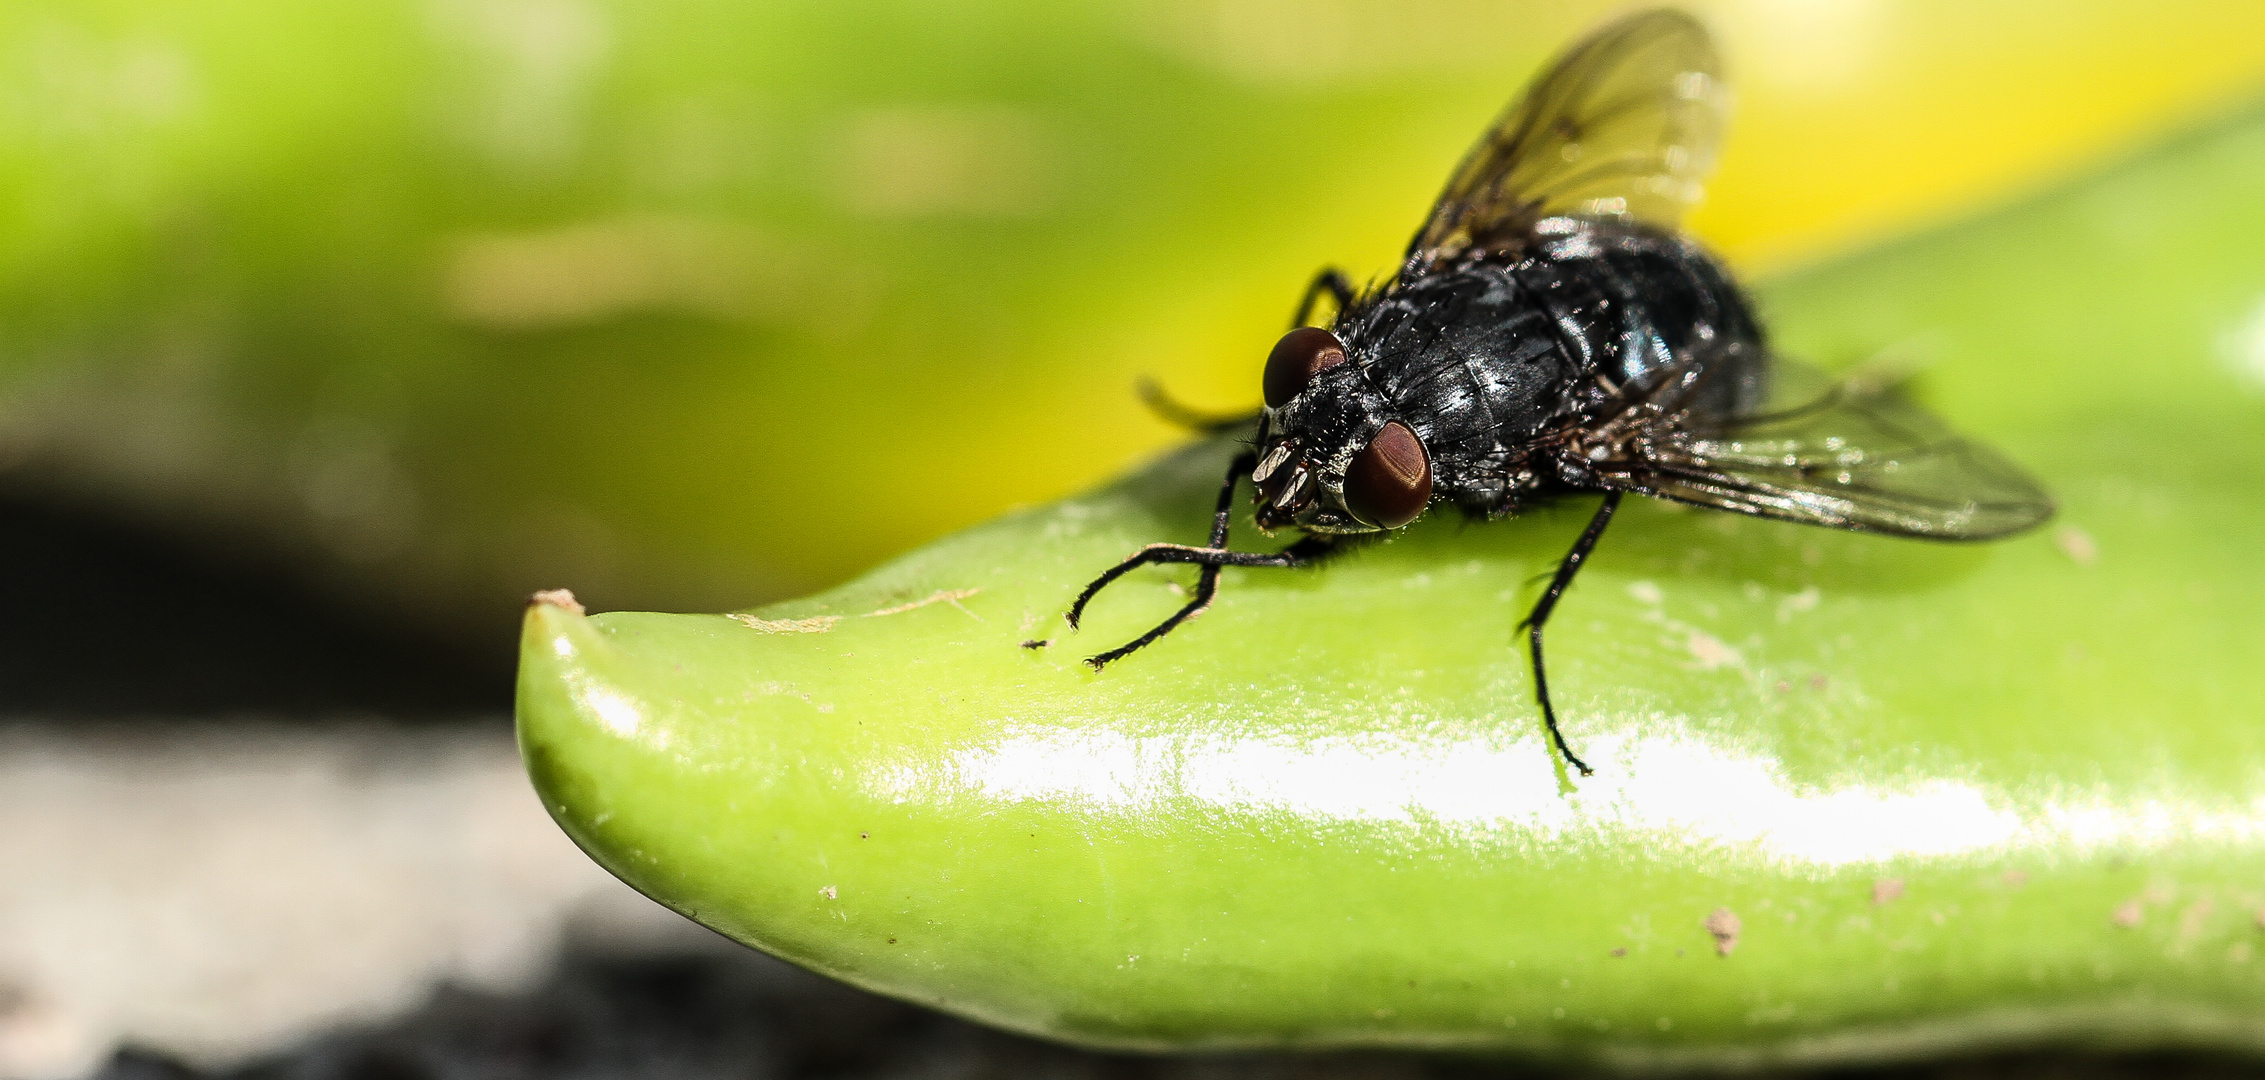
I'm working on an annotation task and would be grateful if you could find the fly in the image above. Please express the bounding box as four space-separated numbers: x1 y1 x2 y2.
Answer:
1041 9 2053 776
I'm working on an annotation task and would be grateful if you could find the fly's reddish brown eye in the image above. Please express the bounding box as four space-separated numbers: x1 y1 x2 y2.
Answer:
1343 421 1431 529
1263 327 1348 408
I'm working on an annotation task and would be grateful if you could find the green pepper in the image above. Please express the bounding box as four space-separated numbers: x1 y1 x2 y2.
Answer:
517 100 2265 1066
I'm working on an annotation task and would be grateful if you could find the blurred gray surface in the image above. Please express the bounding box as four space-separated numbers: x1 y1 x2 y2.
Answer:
0 720 692 1079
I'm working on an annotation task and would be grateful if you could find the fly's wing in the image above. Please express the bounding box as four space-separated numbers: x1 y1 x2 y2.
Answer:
1406 9 1728 272
1610 360 2055 540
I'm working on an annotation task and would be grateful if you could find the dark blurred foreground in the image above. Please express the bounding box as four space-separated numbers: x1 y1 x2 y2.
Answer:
0 489 509 717
86 945 2265 1080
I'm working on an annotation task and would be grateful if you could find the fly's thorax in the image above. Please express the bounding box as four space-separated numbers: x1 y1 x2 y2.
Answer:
1327 263 1580 514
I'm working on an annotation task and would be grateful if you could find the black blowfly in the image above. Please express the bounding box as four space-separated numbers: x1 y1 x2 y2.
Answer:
1049 9 2054 776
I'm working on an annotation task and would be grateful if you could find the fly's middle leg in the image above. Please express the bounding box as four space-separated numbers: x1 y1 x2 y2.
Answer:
1516 491 1622 777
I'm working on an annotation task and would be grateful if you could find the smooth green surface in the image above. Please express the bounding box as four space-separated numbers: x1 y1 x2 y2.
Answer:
517 104 2265 1064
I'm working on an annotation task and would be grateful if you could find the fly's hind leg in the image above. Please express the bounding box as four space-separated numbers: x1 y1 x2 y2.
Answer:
1062 450 1330 669
1516 491 1623 777
1138 267 1353 433
1294 267 1355 329
1137 379 1262 435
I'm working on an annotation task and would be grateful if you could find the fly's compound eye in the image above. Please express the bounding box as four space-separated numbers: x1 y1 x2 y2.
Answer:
1343 421 1432 529
1263 326 1348 408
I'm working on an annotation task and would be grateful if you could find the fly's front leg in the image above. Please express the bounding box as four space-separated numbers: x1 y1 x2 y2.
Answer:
1061 451 1328 669
1067 450 1252 626
1072 537 1327 669
1517 491 1622 777
1293 268 1355 329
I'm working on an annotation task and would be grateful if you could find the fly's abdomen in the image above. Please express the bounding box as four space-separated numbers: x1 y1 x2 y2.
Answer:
1515 220 1765 422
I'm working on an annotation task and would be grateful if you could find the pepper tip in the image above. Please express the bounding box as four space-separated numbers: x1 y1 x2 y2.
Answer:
528 588 586 616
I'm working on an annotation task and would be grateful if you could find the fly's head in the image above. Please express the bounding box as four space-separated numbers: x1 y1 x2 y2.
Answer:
1252 326 1434 535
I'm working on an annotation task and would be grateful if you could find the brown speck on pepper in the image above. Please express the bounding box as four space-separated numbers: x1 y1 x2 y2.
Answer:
2113 899 2144 928
1873 878 1905 905
1704 907 1741 956
1609 947 1627 958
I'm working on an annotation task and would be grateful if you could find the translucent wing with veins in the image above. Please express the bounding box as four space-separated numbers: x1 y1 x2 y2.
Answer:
1609 360 2055 540
1406 9 1728 273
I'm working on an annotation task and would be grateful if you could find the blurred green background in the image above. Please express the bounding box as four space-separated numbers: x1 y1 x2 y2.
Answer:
7 0 2265 663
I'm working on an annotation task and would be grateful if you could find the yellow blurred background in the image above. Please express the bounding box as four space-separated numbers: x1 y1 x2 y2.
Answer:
4 0 2264 651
